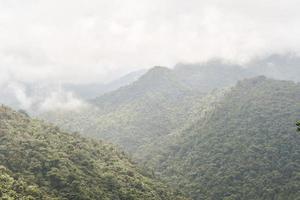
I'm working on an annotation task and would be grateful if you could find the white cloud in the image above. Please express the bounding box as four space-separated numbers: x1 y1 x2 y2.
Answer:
0 0 300 84
1 81 87 112
39 90 87 112
7 82 33 110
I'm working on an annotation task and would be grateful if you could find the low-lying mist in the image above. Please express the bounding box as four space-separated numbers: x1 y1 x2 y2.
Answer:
0 81 87 114
1 53 299 114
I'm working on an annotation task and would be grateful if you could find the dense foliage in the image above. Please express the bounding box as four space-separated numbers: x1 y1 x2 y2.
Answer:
0 106 187 200
0 166 45 200
144 77 300 199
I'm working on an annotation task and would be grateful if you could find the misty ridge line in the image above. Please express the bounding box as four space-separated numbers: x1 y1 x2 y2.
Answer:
0 53 299 113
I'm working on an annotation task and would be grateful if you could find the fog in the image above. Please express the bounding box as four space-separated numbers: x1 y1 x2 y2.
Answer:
1 0 300 111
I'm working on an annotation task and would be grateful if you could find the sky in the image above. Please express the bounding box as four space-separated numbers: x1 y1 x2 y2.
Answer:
0 0 300 85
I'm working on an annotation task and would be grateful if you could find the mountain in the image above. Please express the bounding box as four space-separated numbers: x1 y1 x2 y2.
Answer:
143 77 300 199
92 66 192 107
63 69 147 99
0 105 187 200
173 59 255 92
41 66 204 154
0 69 146 113
37 59 300 199
247 53 300 82
173 53 300 92
2 54 300 114
40 54 300 155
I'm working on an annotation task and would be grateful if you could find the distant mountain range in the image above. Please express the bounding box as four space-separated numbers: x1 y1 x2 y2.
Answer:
41 66 201 153
1 53 300 113
40 54 300 154
63 69 147 99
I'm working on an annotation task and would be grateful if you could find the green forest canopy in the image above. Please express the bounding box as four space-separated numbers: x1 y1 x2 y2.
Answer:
0 105 188 200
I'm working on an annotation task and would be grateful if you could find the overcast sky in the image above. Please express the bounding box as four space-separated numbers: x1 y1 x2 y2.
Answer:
1 0 300 85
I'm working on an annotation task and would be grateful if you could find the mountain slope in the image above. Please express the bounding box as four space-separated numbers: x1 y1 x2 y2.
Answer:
44 57 299 156
41 66 201 154
92 66 192 106
0 106 187 200
144 77 300 200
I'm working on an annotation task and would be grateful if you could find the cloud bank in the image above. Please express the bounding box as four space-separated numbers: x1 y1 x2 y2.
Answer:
0 0 300 85
0 81 87 113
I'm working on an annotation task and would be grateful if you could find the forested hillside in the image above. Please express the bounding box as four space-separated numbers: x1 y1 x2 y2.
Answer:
143 77 300 199
40 55 300 149
39 65 300 200
0 106 187 200
41 66 205 153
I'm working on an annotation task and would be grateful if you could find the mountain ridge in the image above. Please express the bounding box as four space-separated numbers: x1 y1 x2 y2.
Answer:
143 76 300 199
